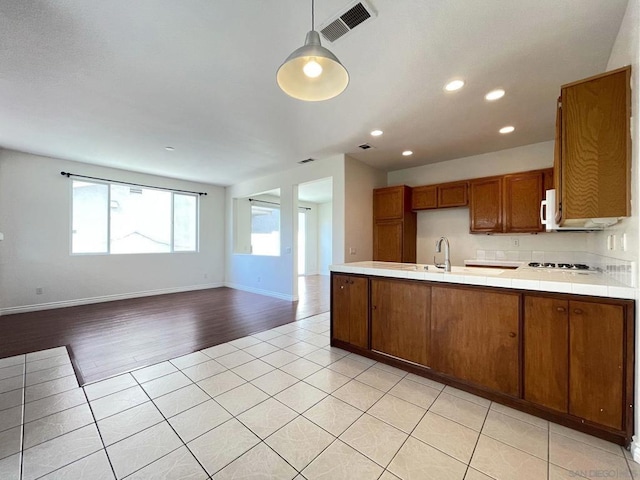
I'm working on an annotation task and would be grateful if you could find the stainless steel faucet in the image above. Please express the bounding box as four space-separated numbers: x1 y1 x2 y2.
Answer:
434 237 451 272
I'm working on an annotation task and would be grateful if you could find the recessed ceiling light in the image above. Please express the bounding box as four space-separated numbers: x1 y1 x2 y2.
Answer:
402 150 413 156
165 146 175 151
444 79 465 92
485 89 505 101
370 129 383 136
499 126 515 134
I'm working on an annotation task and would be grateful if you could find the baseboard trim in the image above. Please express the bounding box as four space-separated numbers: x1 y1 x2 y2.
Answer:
224 282 295 302
0 283 224 316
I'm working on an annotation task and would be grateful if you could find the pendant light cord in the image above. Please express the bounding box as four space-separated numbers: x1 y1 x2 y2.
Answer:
311 0 315 30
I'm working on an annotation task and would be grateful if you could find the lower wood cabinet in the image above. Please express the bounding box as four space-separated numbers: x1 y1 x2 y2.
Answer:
371 278 430 366
331 274 369 349
430 285 520 396
525 295 627 430
330 273 634 444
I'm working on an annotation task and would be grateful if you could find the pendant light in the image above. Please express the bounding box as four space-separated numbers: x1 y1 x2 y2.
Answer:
277 0 349 101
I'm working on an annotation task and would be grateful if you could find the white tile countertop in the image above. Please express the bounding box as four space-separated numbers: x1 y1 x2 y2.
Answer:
330 261 636 300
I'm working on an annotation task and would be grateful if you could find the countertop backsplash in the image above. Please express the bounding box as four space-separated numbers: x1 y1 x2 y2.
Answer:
474 249 635 287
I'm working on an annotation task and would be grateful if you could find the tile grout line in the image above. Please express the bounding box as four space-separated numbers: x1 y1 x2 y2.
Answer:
461 399 493 480
128 367 212 479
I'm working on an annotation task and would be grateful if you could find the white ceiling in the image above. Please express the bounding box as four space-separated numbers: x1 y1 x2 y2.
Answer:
0 1 628 186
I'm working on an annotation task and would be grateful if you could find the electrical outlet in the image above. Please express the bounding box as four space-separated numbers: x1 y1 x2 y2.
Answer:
607 235 615 251
511 238 519 247
203 273 208 279
35 287 43 295
622 233 627 252
349 247 357 255
257 276 261 283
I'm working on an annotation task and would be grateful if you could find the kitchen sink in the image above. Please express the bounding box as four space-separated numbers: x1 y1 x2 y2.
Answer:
402 264 505 276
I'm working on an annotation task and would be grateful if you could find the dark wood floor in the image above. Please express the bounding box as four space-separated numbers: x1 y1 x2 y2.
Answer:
0 275 330 384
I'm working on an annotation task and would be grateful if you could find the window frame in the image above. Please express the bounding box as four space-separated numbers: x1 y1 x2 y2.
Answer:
70 179 199 255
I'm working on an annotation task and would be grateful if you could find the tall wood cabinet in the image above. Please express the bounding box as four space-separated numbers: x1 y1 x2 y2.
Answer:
555 66 631 225
373 186 416 262
430 285 520 396
331 274 369 349
371 278 430 366
524 295 630 430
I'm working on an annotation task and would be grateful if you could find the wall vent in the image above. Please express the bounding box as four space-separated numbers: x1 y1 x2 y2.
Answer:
298 158 315 164
358 144 373 150
319 0 377 44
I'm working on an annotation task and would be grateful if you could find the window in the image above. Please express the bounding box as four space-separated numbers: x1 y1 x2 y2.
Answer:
250 202 280 256
72 180 198 254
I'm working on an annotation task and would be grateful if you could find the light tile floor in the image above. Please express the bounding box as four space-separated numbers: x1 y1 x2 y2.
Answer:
1 311 639 479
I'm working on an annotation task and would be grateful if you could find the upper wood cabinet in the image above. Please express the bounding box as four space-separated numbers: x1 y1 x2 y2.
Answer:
373 186 416 262
469 176 503 233
470 169 551 233
504 171 545 233
556 66 631 224
430 285 520 396
412 181 468 210
331 274 369 349
371 278 430 366
374 185 411 220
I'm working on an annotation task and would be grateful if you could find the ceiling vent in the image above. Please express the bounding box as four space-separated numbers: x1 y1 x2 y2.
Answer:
358 144 373 150
319 1 377 44
298 158 315 164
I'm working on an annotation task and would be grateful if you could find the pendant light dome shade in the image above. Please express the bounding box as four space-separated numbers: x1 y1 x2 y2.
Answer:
277 30 349 101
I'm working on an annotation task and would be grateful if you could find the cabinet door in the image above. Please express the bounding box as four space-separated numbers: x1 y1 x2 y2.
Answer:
562 67 631 220
524 296 569 412
504 172 544 233
469 177 503 233
331 274 369 349
438 182 468 208
431 286 520 396
348 276 369 349
374 186 407 220
412 185 437 210
569 301 624 430
371 279 430 366
373 220 404 262
332 275 352 343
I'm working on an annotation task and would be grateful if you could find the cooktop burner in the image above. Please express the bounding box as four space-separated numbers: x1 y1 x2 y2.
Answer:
527 262 592 270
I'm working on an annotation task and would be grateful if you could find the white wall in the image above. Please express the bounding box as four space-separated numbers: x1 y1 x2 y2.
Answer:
225 154 347 301
388 141 590 264
0 149 225 314
344 155 387 262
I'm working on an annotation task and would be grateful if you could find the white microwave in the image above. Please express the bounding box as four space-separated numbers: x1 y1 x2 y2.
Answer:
540 189 617 231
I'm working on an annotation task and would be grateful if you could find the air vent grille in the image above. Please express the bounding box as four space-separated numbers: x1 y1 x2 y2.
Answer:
298 158 315 164
321 20 350 43
340 3 371 29
319 0 377 44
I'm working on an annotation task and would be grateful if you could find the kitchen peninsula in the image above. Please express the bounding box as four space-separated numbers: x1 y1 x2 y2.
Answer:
329 261 635 446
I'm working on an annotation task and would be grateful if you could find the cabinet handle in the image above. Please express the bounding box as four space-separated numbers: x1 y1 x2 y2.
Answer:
340 285 344 290
556 306 566 313
573 308 583 315
372 305 377 310
509 332 516 338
